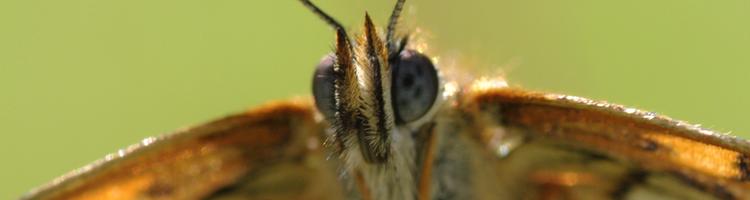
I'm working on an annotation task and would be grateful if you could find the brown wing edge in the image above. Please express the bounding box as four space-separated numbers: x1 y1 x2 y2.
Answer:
20 98 339 200
471 88 750 153
462 87 750 199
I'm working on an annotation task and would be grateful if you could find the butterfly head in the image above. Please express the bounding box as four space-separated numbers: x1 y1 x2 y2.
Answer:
303 0 440 164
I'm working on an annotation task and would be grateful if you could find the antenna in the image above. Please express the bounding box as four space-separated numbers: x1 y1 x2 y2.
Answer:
299 0 352 45
386 0 406 53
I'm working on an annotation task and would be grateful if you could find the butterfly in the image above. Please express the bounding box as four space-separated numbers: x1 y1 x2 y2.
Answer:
21 0 750 199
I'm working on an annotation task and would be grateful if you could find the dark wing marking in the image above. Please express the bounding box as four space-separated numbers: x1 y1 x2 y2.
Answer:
21 100 344 200
456 87 750 199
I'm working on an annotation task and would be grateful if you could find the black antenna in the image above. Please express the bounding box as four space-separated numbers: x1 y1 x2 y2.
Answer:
386 0 406 53
299 0 351 45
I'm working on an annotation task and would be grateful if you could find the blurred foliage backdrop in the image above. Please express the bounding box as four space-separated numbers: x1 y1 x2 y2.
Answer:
1 0 748 198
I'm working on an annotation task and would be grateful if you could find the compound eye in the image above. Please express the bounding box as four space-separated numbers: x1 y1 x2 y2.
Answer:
312 54 336 119
391 50 439 124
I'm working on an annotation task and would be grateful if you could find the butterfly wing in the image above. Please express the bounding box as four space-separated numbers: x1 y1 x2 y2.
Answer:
22 85 750 200
439 86 750 199
21 100 345 200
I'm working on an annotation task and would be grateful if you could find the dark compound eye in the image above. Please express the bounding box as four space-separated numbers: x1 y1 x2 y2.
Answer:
313 51 440 124
312 54 337 119
391 49 439 124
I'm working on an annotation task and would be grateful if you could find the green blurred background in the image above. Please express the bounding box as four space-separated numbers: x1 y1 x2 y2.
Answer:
1 0 748 198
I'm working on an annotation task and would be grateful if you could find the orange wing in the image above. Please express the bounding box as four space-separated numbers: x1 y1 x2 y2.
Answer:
442 85 750 199
21 99 345 200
